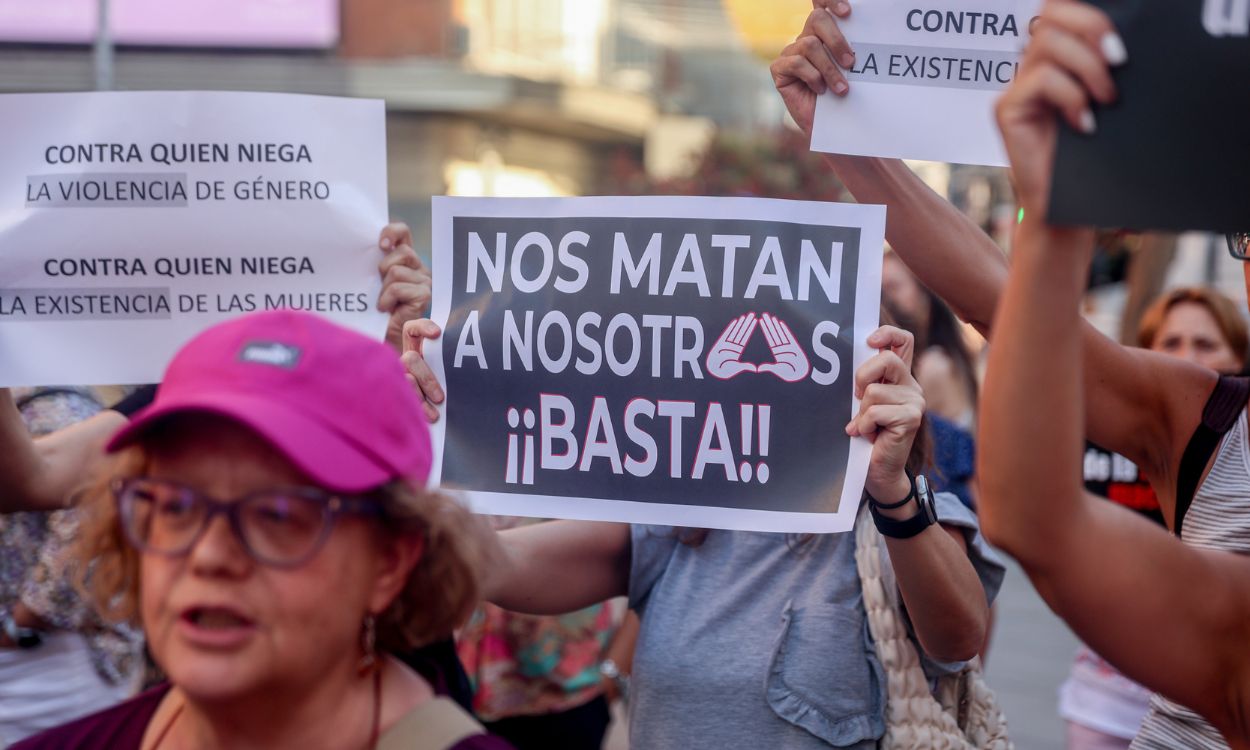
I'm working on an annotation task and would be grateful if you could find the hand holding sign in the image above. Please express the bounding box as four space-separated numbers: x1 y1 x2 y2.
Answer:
770 1 857 134
378 222 433 352
402 318 444 424
995 0 1124 216
847 325 924 501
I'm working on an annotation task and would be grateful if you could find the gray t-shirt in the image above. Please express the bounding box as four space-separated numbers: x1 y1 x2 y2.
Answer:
627 493 1004 749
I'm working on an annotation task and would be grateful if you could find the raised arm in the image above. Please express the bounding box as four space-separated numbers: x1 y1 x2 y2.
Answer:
769 1 1214 516
851 327 990 661
979 2 1250 738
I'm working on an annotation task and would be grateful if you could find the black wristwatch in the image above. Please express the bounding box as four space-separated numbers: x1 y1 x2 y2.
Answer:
2 613 44 650
866 472 938 539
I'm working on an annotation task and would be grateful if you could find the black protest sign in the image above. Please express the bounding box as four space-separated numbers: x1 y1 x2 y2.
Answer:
1048 0 1250 232
429 197 884 533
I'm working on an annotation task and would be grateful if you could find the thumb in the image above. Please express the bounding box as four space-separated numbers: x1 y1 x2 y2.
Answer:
402 319 441 355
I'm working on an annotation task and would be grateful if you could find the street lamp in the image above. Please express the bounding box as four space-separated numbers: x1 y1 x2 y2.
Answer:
94 0 113 90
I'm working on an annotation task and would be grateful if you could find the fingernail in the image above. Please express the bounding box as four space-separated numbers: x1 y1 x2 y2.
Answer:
840 52 855 69
845 422 855 435
836 2 850 14
381 238 391 249
833 80 849 95
1100 32 1127 66
1079 109 1097 135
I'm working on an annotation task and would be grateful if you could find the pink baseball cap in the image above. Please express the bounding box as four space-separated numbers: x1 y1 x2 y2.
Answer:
107 310 432 493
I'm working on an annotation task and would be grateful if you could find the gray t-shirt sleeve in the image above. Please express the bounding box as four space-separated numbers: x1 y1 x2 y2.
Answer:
908 491 1007 677
629 524 680 613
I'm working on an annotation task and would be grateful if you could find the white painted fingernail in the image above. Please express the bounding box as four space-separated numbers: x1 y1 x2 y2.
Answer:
1079 109 1097 135
1100 32 1127 65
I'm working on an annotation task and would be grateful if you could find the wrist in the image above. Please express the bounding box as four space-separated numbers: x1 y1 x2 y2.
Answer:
1015 216 1096 257
600 659 629 702
868 473 939 540
865 474 915 519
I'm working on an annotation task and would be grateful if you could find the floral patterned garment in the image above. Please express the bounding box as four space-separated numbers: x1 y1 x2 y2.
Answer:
1 387 143 686
456 518 617 722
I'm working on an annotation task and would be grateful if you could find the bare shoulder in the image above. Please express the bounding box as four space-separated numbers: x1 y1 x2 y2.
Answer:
1083 336 1219 484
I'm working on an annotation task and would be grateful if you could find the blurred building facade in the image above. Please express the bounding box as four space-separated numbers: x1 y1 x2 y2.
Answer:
0 0 773 246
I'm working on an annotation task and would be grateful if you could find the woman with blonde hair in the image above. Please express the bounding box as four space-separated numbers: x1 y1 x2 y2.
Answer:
14 309 509 750
1137 287 1247 373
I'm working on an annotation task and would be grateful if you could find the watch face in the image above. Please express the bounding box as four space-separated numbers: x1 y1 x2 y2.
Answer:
916 475 938 522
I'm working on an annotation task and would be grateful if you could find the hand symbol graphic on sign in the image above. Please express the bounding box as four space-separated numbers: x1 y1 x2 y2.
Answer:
705 312 812 382
706 312 759 380
757 313 811 383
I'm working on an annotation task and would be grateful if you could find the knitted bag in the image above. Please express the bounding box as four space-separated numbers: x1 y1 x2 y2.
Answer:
853 505 1012 750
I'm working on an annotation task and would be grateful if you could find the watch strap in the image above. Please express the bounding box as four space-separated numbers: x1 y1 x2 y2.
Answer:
863 469 916 510
868 474 937 539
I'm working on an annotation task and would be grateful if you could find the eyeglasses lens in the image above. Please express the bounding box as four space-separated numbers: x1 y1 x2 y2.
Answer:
238 494 331 564
1228 233 1249 261
125 481 206 553
118 479 334 566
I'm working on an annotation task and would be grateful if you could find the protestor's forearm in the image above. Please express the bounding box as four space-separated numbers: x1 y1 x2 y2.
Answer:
825 154 1197 491
603 609 640 673
978 220 1094 564
0 389 48 512
484 521 630 615
823 155 1007 334
885 526 989 662
0 391 125 512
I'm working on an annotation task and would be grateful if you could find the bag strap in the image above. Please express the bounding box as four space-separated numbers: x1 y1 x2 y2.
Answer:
853 505 971 749
376 697 487 750
1174 375 1250 537
853 504 1012 750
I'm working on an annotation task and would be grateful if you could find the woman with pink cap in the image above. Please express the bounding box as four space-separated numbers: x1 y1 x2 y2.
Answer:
12 309 510 750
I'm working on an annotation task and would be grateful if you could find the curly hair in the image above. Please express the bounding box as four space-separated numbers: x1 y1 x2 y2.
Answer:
74 446 482 654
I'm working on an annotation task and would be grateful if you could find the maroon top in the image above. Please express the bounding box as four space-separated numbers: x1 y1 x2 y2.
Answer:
13 682 513 750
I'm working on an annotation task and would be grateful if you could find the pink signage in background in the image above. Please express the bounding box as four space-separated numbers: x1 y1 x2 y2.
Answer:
0 0 339 48
113 0 339 48
0 0 96 43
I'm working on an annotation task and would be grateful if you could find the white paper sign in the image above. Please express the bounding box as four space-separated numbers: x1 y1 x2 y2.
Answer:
0 91 389 386
812 0 1041 166
429 196 884 533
